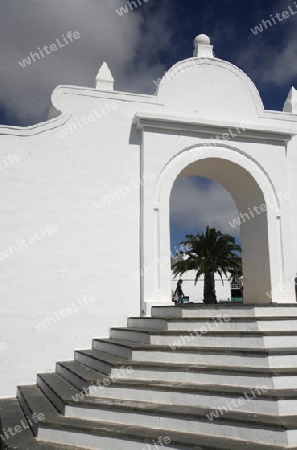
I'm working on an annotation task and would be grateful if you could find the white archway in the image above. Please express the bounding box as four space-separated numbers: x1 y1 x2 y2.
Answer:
141 143 294 312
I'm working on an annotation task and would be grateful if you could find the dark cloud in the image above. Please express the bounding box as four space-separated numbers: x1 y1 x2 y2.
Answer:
0 0 177 125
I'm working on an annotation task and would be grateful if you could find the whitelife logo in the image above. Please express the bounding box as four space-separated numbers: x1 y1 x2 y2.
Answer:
116 0 150 16
18 31 81 68
34 295 97 331
0 224 58 262
0 412 45 442
250 2 297 35
56 102 118 139
0 154 21 171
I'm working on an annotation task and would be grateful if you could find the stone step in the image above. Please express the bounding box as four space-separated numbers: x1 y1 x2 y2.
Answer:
0 397 88 450
37 373 80 414
56 360 108 391
36 371 297 416
78 378 297 416
93 338 297 368
17 384 297 449
128 317 168 330
16 385 201 450
128 316 297 332
68 350 297 389
151 304 297 319
109 327 297 349
5 304 297 450
74 349 127 376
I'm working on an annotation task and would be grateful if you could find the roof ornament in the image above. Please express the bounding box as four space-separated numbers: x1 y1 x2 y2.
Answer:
283 86 297 113
95 62 114 91
193 34 214 58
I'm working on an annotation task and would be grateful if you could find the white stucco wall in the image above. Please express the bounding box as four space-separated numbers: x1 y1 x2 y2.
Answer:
1 37 297 397
0 89 164 397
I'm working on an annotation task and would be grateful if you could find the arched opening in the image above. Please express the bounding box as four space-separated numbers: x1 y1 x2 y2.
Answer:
170 175 242 303
141 144 287 311
169 157 271 304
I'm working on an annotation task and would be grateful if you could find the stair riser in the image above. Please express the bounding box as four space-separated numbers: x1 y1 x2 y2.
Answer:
166 320 297 332
264 336 297 348
151 307 255 319
37 419 285 448
273 376 297 388
92 340 132 359
58 362 293 390
127 318 168 330
37 428 188 450
16 388 39 437
128 370 297 389
167 322 259 332
133 350 297 369
110 368 276 388
88 386 279 415
110 329 151 344
93 341 297 369
269 354 297 369
152 306 297 319
37 376 65 414
56 364 91 392
254 307 297 317
111 329 297 349
99 342 269 367
110 329 265 348
64 403 286 443
166 335 297 349
288 429 297 446
75 352 113 375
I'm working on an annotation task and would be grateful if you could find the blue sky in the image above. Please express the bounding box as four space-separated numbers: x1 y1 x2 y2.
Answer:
0 0 296 253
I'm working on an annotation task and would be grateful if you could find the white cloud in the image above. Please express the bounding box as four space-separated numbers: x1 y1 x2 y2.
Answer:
236 0 297 87
0 0 176 125
170 177 240 238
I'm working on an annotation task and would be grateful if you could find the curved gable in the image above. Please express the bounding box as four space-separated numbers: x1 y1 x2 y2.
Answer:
156 58 264 121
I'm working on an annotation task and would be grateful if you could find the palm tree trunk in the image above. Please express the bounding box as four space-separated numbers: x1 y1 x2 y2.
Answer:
203 271 216 304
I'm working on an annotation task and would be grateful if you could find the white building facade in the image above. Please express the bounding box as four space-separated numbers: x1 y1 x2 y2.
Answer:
171 271 237 303
1 34 297 397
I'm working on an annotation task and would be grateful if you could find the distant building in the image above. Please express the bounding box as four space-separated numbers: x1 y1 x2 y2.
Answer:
171 255 242 302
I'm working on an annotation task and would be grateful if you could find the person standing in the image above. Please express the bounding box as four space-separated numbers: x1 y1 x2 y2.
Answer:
174 279 184 305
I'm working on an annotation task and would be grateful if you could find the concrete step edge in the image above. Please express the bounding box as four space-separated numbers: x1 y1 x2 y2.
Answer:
93 338 297 354
67 351 297 375
110 327 297 336
129 316 297 322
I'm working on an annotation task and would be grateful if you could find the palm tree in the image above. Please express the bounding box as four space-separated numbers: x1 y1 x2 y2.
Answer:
172 226 242 303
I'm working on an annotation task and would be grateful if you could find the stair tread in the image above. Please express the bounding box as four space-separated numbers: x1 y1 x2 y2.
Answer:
57 360 108 383
0 398 87 450
111 326 297 336
129 316 297 322
5 305 297 450
38 369 297 400
37 372 81 403
18 384 297 430
16 385 297 450
81 377 297 399
76 348 125 365
152 304 297 309
74 349 297 375
95 337 297 354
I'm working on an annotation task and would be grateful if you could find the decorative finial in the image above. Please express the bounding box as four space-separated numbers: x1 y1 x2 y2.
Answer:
193 34 214 58
95 62 114 91
283 86 297 113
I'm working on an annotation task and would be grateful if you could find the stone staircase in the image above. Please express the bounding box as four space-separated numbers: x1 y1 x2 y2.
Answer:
2 304 297 449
